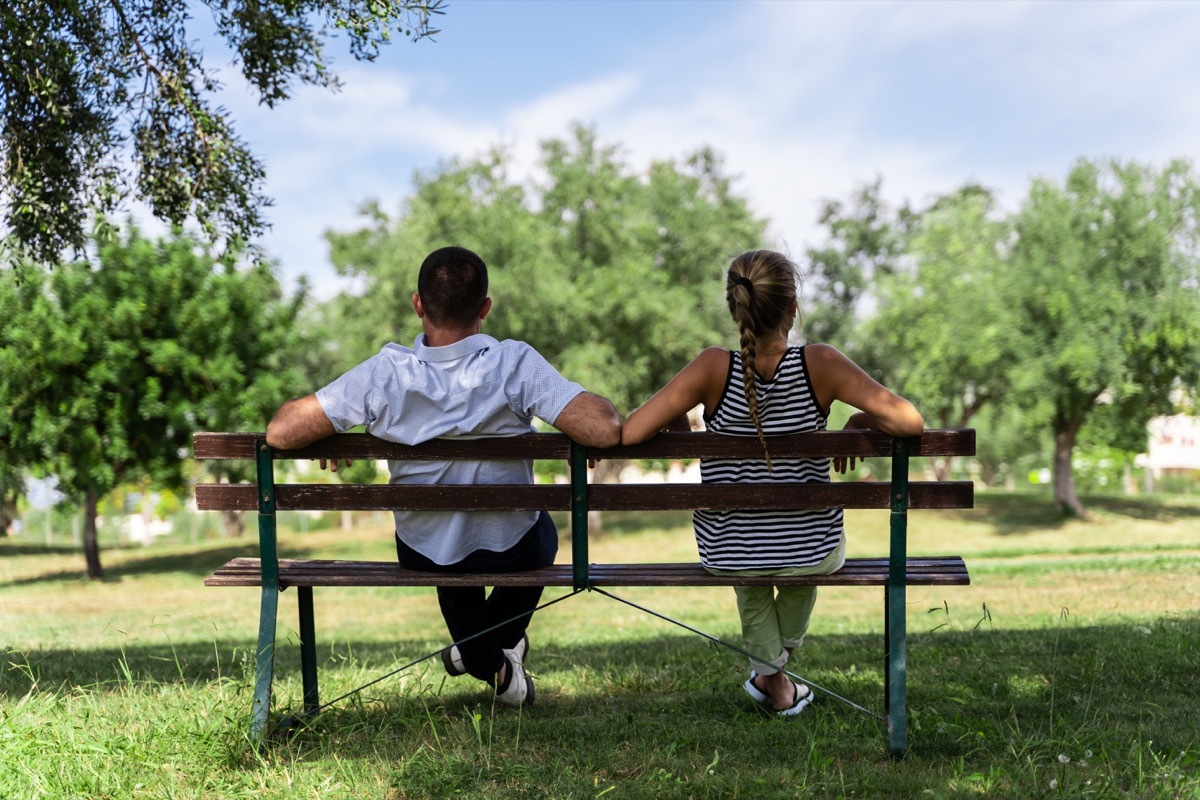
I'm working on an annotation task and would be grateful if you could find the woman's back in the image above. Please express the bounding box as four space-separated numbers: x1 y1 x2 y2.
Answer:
695 346 843 570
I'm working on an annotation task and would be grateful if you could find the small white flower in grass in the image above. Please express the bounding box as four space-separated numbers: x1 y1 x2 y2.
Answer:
1050 779 1058 789
1084 749 1093 758
1135 626 1152 635
1058 753 1070 764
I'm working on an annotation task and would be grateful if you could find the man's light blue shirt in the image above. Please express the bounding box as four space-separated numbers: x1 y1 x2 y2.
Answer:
315 333 585 564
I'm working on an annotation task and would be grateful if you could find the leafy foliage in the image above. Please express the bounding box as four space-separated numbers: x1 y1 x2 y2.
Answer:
1005 158 1200 514
802 178 916 352
0 225 310 574
323 125 769 413
0 0 445 266
862 185 1019 478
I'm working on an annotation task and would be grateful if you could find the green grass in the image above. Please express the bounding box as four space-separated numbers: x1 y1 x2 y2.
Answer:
2 492 1199 799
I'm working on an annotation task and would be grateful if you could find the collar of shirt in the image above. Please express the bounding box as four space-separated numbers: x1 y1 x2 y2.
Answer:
412 332 496 362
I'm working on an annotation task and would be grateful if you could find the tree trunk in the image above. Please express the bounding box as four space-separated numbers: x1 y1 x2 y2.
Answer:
83 489 104 579
1052 419 1088 518
931 457 951 482
586 459 626 534
220 509 245 538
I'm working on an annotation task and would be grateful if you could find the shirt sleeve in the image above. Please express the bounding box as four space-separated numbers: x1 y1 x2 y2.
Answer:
314 356 380 433
507 343 587 425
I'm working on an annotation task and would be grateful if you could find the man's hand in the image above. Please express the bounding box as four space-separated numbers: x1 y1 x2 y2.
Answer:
319 458 353 472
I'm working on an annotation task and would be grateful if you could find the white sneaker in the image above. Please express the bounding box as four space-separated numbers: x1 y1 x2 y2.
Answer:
443 633 529 677
494 647 535 707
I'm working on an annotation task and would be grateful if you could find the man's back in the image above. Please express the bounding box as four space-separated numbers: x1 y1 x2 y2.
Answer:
314 333 586 564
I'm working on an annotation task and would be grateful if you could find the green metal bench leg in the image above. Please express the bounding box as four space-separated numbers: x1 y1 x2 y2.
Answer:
251 586 279 742
885 437 912 757
252 438 280 743
298 586 319 718
884 583 907 756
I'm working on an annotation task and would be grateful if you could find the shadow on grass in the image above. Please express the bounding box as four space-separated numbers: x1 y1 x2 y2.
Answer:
0 542 87 556
5 615 1197 759
0 540 320 586
934 492 1200 535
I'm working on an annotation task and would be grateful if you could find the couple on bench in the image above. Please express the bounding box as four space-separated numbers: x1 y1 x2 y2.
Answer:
265 245 923 716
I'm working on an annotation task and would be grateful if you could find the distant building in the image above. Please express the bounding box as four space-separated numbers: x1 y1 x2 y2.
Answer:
1142 415 1200 476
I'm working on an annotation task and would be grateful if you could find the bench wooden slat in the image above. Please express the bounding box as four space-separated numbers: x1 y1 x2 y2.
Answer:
204 556 969 588
196 480 974 512
193 431 572 461
607 428 975 459
195 483 572 512
588 482 973 511
193 428 976 462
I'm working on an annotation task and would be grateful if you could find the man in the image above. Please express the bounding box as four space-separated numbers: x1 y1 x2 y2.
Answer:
266 246 621 706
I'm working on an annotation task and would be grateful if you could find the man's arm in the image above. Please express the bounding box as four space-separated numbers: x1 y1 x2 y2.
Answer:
265 394 337 450
551 392 622 448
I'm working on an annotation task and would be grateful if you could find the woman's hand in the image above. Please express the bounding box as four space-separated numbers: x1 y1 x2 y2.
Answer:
833 413 874 474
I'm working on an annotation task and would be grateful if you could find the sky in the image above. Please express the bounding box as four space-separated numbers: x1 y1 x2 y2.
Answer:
211 0 1200 299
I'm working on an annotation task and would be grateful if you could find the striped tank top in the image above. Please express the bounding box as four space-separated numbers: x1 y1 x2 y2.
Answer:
694 346 843 570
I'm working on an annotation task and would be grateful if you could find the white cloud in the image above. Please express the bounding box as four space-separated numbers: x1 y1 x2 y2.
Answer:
213 0 1200 299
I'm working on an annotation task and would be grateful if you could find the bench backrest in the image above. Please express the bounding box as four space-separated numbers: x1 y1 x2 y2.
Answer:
195 430 974 589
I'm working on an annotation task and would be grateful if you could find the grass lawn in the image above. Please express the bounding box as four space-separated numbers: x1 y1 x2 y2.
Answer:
2 491 1198 799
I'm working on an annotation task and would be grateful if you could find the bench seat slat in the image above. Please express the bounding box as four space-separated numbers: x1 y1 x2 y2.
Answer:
205 556 969 589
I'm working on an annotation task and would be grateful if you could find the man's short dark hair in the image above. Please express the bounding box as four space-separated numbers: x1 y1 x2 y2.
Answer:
417 246 489 328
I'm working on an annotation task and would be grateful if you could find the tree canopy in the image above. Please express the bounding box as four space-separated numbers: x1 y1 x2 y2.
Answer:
1006 158 1200 515
860 185 1019 479
323 125 769 414
0 225 309 576
0 0 444 267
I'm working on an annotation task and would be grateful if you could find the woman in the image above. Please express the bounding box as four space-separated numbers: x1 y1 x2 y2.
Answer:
621 250 924 715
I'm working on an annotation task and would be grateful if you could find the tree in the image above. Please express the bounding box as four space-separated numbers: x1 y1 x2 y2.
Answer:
321 125 769 531
325 125 769 415
0 0 444 267
862 185 1020 478
1007 158 1200 516
0 225 308 577
802 178 915 355
0 265 56 537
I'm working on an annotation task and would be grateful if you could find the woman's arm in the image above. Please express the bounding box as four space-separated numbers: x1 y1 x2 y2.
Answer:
806 344 924 437
622 347 728 445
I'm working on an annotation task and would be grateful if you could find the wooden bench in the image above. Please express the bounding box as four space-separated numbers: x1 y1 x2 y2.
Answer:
195 428 975 756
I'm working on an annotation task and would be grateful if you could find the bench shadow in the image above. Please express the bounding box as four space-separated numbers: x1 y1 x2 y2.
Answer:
0 541 313 586
7 617 1196 760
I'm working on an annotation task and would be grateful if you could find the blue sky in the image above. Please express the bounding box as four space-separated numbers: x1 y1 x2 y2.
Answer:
213 0 1200 298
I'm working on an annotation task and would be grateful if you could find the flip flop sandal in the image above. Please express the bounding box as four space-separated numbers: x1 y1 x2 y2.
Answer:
776 680 813 717
743 671 770 704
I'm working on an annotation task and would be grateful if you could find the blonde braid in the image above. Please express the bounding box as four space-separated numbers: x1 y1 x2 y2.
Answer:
728 268 772 469
737 322 772 469
726 250 801 470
